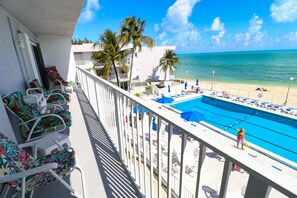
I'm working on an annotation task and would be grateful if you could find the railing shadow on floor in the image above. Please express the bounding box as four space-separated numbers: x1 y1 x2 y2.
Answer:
76 91 142 198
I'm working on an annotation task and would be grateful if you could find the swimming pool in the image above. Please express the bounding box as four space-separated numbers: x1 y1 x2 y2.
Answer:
172 96 297 164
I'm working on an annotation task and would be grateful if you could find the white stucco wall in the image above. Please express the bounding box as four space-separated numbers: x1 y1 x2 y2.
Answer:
39 36 76 81
0 7 38 142
0 10 27 94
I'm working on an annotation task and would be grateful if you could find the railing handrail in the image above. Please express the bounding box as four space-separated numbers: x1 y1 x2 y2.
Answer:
76 66 297 197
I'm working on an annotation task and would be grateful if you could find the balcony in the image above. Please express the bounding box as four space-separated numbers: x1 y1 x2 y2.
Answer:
73 67 297 198
4 67 296 197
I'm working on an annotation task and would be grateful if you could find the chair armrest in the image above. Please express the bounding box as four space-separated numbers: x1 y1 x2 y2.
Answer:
20 113 64 126
0 163 58 183
56 80 65 93
49 88 63 94
44 103 64 111
26 88 43 95
19 114 66 142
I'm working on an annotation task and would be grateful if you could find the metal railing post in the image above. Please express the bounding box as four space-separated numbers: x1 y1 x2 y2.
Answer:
195 144 206 198
113 90 123 160
219 160 232 198
179 132 188 197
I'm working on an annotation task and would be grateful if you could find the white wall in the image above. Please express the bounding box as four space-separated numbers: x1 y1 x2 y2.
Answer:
0 10 27 94
0 7 38 142
132 46 176 81
39 36 76 81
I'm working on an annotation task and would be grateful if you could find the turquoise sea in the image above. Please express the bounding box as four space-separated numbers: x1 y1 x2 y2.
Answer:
174 49 297 87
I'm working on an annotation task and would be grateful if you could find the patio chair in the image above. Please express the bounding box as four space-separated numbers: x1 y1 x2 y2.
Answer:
0 132 83 198
2 91 72 142
27 79 70 106
44 66 79 93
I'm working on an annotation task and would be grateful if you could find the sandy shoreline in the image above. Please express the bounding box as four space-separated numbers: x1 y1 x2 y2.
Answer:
182 79 297 108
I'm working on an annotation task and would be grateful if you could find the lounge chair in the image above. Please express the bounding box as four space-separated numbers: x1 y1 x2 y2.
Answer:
2 91 72 142
258 101 270 108
282 107 296 114
0 132 83 198
44 66 79 93
247 99 257 105
27 79 70 106
222 91 231 99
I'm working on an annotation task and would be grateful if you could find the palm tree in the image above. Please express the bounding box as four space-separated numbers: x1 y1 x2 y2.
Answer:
119 16 155 91
157 49 179 81
91 29 128 87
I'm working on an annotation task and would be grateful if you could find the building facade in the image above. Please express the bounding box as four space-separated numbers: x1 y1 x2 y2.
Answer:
72 43 176 86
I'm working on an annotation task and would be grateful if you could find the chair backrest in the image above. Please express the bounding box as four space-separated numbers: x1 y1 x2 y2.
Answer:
2 92 40 125
44 66 67 85
0 132 30 177
29 79 48 95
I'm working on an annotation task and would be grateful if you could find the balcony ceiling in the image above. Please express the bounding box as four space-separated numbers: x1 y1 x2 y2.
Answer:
0 0 84 36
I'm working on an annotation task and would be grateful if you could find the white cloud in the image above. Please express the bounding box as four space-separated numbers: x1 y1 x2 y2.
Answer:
211 30 225 46
79 0 100 23
270 0 297 22
211 17 225 31
284 31 297 41
156 0 202 49
209 17 226 46
232 14 265 47
158 32 167 40
233 33 250 46
248 15 263 34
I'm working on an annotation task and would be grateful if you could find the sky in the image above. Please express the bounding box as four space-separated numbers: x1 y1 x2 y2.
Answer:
73 0 297 53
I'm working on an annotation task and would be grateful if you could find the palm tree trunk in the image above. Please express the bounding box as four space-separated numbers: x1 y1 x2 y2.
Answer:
164 71 167 81
112 60 120 87
128 48 135 92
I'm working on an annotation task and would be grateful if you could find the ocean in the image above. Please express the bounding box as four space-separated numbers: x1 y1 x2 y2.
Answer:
174 49 297 87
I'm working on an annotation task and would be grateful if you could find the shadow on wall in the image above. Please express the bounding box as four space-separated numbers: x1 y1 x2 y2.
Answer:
150 67 160 80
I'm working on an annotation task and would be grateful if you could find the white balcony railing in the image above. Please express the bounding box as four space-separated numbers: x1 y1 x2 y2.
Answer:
76 66 297 198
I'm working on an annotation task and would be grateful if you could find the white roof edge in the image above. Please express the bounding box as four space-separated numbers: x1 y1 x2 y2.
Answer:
72 43 176 53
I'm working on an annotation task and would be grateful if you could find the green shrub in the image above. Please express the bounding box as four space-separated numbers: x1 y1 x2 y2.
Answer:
143 85 153 95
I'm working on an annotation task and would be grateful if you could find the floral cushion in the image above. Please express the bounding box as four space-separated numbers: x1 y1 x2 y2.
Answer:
0 132 75 193
3 92 72 132
45 66 67 86
45 66 76 87
47 93 70 104
0 132 31 178
29 79 70 103
23 150 75 192
3 92 40 123
29 79 49 95
3 91 26 112
34 109 72 130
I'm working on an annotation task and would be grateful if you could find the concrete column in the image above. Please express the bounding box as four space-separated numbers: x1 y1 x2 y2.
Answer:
244 175 271 198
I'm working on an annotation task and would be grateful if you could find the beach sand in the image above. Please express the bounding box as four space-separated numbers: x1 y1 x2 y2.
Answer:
183 79 297 108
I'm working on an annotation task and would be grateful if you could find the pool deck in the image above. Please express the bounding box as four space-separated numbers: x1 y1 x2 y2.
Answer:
146 91 297 197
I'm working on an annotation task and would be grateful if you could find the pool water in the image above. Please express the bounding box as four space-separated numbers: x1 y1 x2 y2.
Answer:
172 96 297 164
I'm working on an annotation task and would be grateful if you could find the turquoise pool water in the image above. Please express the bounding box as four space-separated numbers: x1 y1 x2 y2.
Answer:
172 96 297 164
